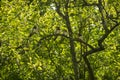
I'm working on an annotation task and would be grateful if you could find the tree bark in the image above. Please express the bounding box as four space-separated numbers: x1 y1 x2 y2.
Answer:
65 15 79 80
83 56 94 80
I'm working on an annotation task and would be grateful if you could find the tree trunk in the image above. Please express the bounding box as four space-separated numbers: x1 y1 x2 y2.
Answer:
83 56 94 80
65 16 79 80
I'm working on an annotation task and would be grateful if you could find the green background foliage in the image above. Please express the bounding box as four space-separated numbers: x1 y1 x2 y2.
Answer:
0 0 120 80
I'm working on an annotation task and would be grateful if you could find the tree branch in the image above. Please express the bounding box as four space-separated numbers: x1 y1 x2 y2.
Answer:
97 0 109 33
98 22 120 46
37 33 69 46
82 0 98 6
83 47 104 57
74 38 94 49
54 1 65 19
84 22 120 57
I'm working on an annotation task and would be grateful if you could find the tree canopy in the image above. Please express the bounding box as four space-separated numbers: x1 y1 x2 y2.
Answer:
0 0 120 80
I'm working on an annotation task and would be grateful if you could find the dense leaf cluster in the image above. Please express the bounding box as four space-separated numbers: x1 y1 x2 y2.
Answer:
0 0 120 80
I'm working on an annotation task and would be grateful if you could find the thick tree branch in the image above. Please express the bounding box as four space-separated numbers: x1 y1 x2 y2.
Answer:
98 22 120 46
97 0 109 33
84 22 120 57
83 47 104 57
83 56 95 80
55 1 79 79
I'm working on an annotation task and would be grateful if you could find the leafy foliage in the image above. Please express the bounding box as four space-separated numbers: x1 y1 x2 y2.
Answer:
0 0 120 80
